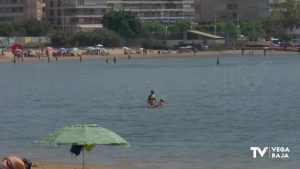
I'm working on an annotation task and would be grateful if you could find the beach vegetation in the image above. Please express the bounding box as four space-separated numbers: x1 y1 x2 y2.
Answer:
24 42 45 49
193 24 215 35
141 38 168 50
50 29 120 47
216 22 238 45
22 19 55 36
102 10 142 38
141 23 166 38
282 0 300 31
167 20 191 36
261 0 300 40
240 21 266 41
0 19 54 37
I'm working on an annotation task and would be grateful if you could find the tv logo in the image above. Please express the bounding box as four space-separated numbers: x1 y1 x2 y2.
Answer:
250 147 290 159
250 147 268 158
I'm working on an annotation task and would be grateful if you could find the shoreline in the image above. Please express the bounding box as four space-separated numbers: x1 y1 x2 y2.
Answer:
0 49 298 64
32 161 118 169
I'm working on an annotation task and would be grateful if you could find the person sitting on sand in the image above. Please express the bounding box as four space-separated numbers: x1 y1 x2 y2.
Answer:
147 90 156 106
1 156 32 169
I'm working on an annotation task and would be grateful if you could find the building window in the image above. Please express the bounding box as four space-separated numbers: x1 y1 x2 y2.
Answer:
50 0 54 7
227 4 238 10
50 9 54 16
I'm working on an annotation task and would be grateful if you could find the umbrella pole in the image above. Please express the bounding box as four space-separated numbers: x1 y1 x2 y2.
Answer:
82 148 85 169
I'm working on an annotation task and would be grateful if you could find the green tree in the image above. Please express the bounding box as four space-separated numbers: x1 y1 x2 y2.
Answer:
217 22 237 44
22 19 54 36
102 10 141 38
240 21 266 41
90 29 120 47
168 20 191 35
265 10 287 39
0 19 54 37
0 22 25 36
50 28 120 47
141 22 165 38
283 0 300 31
195 24 215 35
50 31 73 47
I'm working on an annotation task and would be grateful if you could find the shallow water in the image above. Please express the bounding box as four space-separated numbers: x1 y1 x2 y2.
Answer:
0 54 299 169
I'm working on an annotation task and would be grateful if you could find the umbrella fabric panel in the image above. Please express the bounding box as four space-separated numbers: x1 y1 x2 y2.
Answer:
41 124 129 146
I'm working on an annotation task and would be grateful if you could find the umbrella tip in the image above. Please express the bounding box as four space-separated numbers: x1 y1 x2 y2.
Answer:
71 124 98 128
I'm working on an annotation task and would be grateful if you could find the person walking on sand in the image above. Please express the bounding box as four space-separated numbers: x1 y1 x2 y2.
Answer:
46 49 49 57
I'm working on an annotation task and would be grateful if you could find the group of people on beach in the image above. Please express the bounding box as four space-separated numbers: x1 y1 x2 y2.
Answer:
0 156 32 169
147 90 165 108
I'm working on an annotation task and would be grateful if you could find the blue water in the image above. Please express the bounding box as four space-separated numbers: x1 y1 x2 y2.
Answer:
0 54 299 169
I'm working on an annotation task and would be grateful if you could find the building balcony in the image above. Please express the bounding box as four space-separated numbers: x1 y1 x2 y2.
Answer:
106 0 194 4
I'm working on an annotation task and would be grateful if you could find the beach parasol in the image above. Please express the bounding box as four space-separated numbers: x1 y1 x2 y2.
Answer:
71 47 79 51
46 47 54 51
84 47 94 51
11 43 23 55
40 124 129 169
96 44 103 47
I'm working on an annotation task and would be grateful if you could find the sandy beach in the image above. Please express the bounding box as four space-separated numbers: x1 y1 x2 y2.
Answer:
32 161 119 169
0 48 298 64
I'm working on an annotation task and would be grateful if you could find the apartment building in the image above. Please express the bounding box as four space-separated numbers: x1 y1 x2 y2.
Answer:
0 0 44 22
45 0 110 31
269 0 286 11
194 0 269 24
106 0 195 23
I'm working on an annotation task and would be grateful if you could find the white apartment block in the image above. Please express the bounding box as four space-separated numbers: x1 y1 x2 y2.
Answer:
106 0 195 23
0 0 44 22
195 0 269 23
45 0 110 31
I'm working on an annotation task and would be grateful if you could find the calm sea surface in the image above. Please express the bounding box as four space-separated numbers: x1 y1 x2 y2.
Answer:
0 54 299 169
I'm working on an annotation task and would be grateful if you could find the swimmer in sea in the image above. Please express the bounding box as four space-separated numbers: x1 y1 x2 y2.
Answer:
159 99 166 107
147 90 156 106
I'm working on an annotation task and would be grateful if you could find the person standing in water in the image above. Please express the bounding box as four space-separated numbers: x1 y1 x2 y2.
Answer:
113 57 117 64
147 90 156 106
216 57 220 65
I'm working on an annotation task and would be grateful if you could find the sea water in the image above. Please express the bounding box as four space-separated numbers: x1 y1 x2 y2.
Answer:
0 54 299 169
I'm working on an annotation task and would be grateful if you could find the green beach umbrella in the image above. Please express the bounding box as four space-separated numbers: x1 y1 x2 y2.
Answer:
41 124 129 169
